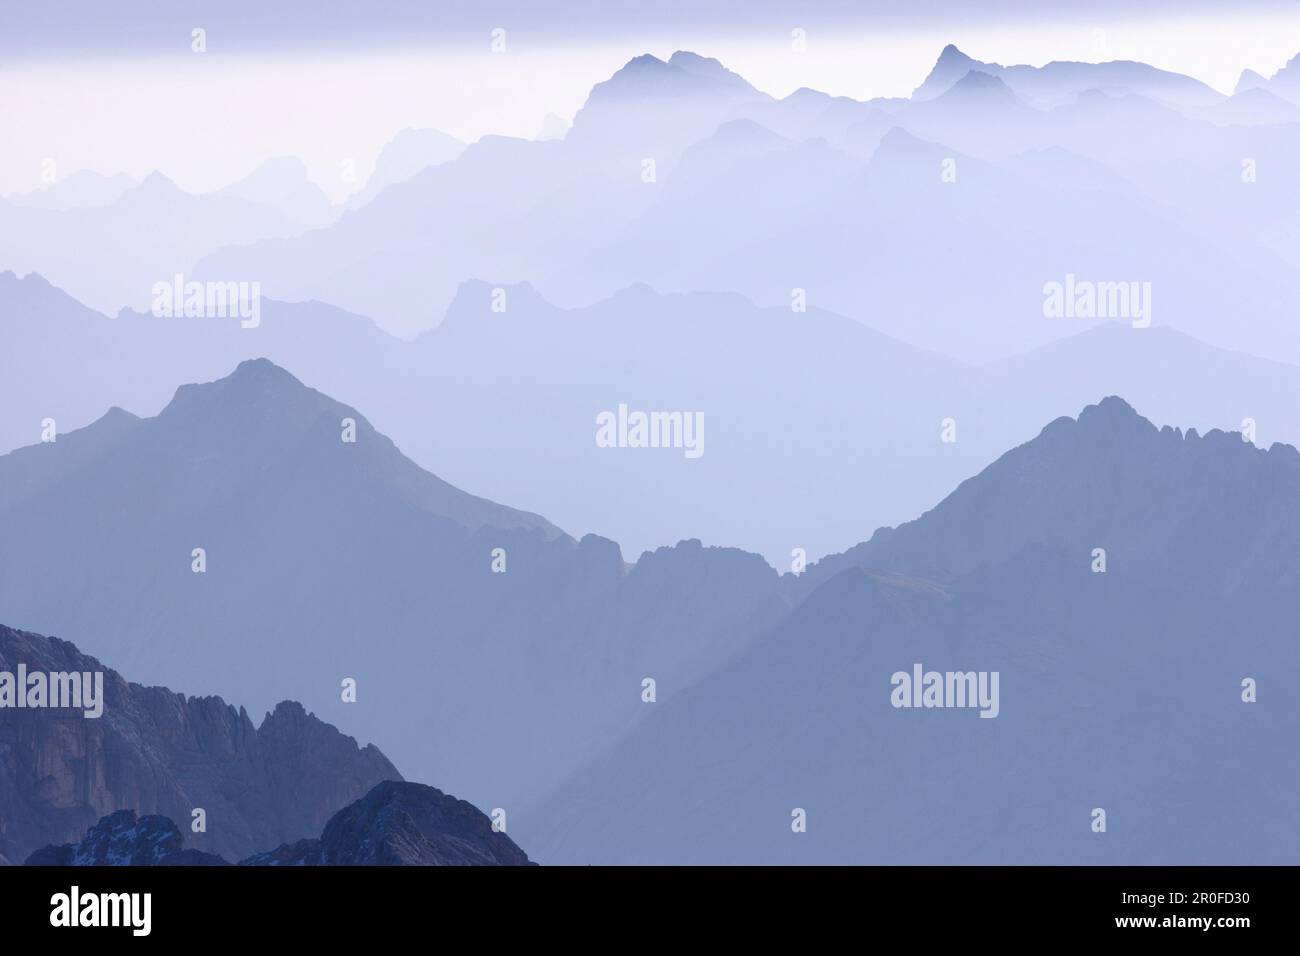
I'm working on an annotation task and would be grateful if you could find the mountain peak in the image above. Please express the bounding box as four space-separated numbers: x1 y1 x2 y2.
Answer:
1036 395 1156 447
869 127 957 170
157 358 341 436
620 52 670 74
243 780 534 866
98 405 140 425
935 69 1024 108
953 69 1009 91
701 117 786 149
938 43 973 64
667 50 759 93
149 357 567 539
668 50 719 69
583 50 762 110
438 279 553 329
1078 393 1140 423
229 355 300 384
914 44 1000 100
132 170 183 197
217 156 330 213
1235 68 1268 94
805 395 1299 598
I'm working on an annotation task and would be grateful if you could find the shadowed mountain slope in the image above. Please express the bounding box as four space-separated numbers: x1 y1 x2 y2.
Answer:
0 623 400 865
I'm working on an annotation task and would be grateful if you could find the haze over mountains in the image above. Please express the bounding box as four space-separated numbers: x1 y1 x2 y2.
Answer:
1234 51 1300 103
176 46 1300 359
524 399 1300 864
3 37 1297 869
0 126 466 318
910 43 1226 107
1 360 1293 863
4 269 1296 563
3 46 1296 355
0 360 784 813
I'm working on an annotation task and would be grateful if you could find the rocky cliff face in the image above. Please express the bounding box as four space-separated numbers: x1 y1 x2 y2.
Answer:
0 623 401 864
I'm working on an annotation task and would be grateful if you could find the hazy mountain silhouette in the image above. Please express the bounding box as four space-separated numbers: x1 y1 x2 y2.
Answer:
1235 68 1269 95
570 50 769 158
0 622 400 865
0 162 337 315
215 156 334 227
801 397 1300 598
522 399 1300 863
6 21 1296 876
4 272 1298 564
0 359 785 811
1213 87 1300 125
342 128 466 211
1233 52 1300 105
6 170 138 211
535 112 571 141
912 43 1224 109
185 49 1300 362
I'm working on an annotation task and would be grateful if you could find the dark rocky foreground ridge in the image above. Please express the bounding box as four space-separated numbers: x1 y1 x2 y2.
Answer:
0 623 401 865
23 811 227 866
242 781 532 865
25 781 532 866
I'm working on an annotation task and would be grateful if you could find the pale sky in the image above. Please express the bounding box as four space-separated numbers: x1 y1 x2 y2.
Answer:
2 6 1298 201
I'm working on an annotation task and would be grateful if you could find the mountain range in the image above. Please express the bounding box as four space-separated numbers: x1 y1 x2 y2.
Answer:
4 46 1295 356
523 398 1300 863
178 46 1300 360
3 269 1296 564
3 39 1296 868
0 359 784 815
2 358 1294 863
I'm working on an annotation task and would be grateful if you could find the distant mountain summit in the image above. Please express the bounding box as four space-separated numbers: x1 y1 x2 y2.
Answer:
582 51 760 104
1232 51 1300 105
912 43 1223 108
1235 68 1269 95
912 44 987 100
666 50 761 95
936 69 1026 106
215 156 334 228
344 128 466 210
4 357 562 540
569 49 770 154
808 396 1300 597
